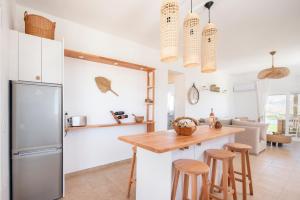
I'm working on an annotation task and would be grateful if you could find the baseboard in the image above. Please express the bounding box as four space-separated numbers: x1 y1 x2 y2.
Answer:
65 158 131 178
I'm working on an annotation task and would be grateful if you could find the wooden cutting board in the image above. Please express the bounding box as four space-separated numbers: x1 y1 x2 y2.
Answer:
95 76 119 96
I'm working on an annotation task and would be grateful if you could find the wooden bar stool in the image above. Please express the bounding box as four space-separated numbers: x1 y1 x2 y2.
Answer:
127 146 136 198
171 159 210 200
225 143 253 200
206 149 237 200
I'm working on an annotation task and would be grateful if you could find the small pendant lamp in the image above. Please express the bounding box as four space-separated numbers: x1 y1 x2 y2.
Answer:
183 0 201 67
160 0 179 63
201 1 217 73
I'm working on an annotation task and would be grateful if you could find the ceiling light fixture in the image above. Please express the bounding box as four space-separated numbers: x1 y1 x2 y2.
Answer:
160 0 179 63
183 0 201 67
201 1 217 73
257 51 290 79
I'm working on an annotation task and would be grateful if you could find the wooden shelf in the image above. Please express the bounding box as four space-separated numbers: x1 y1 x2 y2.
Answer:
64 48 156 133
65 121 154 132
64 49 155 72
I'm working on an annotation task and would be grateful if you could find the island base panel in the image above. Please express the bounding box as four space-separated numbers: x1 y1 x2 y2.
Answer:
136 135 234 200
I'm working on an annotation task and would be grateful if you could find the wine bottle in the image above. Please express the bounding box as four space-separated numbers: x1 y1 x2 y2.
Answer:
209 108 215 128
117 114 128 119
114 111 125 115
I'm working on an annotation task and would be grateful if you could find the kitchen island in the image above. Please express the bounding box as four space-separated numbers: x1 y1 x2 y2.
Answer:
119 125 245 200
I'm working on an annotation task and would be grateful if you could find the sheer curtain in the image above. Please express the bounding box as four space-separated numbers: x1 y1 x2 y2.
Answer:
256 79 271 122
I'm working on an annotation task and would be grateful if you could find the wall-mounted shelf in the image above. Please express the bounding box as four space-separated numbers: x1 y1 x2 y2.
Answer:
65 121 154 132
64 48 156 133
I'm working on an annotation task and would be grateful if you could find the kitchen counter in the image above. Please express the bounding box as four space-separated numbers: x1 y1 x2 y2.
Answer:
118 125 245 153
118 125 245 200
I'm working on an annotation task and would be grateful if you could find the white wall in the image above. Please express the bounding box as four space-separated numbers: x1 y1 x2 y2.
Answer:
0 0 15 199
232 90 258 120
185 68 233 119
232 71 300 120
63 57 148 172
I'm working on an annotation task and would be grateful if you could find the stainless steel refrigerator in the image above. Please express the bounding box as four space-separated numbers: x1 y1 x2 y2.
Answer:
10 81 63 200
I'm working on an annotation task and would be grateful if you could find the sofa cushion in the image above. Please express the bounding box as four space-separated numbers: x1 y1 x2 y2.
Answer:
219 119 232 125
235 117 249 121
232 119 268 141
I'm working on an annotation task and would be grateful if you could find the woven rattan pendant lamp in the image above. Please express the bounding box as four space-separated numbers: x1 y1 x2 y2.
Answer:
160 0 179 63
183 0 201 67
201 1 217 73
257 51 290 79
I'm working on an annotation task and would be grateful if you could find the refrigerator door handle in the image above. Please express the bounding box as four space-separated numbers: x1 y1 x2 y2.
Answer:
16 147 62 157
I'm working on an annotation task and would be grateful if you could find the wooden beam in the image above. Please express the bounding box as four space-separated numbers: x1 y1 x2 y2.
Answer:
64 49 155 72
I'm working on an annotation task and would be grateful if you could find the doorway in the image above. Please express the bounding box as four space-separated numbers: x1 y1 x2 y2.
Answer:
167 70 185 129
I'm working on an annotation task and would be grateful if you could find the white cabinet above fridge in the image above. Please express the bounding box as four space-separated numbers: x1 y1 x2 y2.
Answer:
18 33 42 82
9 30 64 84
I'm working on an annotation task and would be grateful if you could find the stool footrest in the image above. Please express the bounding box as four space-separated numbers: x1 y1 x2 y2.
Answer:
235 178 243 182
234 170 249 177
210 188 235 200
212 185 222 190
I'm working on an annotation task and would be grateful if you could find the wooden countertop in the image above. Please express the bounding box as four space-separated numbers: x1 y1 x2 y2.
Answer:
118 125 245 153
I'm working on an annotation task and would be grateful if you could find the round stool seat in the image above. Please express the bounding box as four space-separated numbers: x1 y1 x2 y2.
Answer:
226 143 252 152
173 159 209 175
206 149 235 160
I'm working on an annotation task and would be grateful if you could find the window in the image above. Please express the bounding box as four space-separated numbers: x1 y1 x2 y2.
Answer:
288 94 300 135
265 93 300 136
289 94 300 117
265 95 287 133
167 84 175 130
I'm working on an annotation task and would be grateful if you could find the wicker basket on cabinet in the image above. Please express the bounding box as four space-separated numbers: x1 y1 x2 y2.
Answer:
24 11 56 40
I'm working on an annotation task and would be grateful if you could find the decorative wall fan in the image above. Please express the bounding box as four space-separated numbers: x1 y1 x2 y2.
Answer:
257 51 290 79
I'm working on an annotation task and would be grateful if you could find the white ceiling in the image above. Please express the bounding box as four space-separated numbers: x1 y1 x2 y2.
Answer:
17 0 300 74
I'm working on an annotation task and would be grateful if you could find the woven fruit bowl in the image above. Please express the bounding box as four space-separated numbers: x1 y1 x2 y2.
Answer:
173 117 199 136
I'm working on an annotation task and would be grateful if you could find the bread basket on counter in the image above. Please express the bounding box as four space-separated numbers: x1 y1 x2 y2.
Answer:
172 117 199 136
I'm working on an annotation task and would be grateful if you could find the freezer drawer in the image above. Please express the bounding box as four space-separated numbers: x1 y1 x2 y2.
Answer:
11 81 62 152
12 149 63 200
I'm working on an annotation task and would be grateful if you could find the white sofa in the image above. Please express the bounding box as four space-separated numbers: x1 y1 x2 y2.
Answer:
222 119 268 155
199 118 268 155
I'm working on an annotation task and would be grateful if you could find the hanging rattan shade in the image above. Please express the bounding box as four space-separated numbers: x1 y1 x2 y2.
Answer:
257 67 290 79
201 23 217 73
183 12 201 67
257 51 290 79
160 0 179 63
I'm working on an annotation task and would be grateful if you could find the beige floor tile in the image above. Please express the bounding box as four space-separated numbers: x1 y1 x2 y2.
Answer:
63 142 300 200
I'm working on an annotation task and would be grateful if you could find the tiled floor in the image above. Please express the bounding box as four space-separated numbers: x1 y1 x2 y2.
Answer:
63 142 300 200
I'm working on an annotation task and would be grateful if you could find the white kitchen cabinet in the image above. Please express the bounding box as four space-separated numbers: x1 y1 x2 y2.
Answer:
42 38 63 84
18 32 42 82
9 31 63 84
